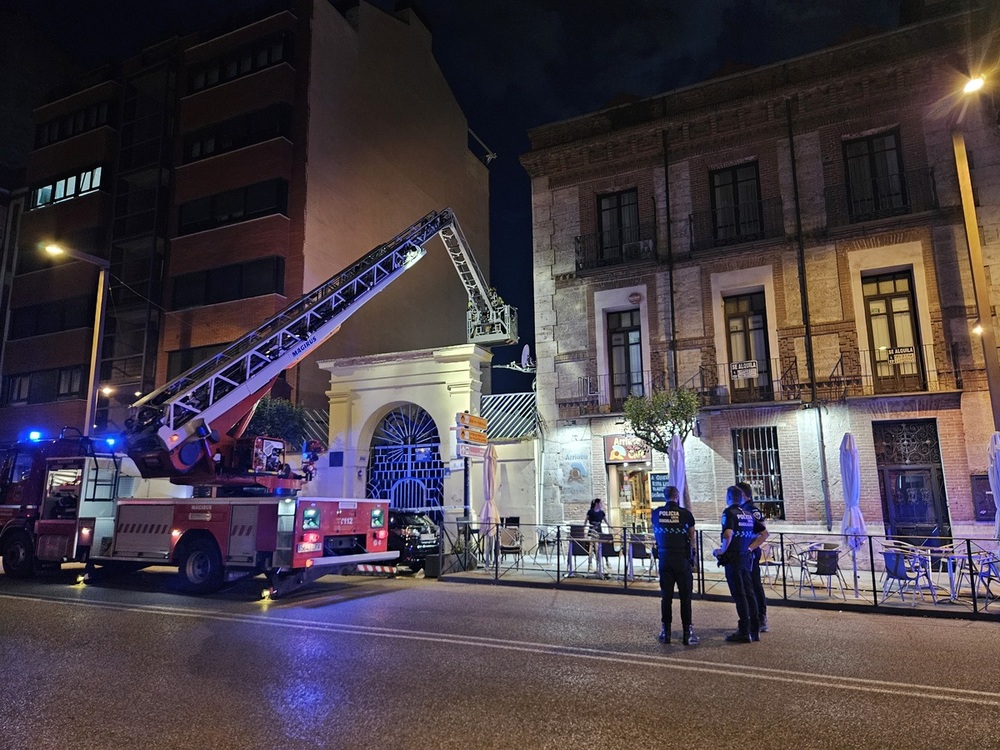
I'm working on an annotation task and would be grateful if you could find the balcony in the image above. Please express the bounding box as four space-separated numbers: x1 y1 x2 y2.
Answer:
575 222 656 273
688 197 784 253
825 168 937 229
683 344 961 408
563 370 666 417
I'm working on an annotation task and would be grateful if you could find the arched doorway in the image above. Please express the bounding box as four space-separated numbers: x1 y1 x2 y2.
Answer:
367 404 446 520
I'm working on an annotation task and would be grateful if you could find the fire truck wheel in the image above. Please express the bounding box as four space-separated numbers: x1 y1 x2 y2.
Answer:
177 538 224 594
2 532 37 578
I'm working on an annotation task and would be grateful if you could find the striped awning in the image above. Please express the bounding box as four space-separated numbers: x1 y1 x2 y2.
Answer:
481 392 537 441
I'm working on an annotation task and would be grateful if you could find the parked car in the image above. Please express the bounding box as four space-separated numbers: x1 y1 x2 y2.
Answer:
387 509 441 572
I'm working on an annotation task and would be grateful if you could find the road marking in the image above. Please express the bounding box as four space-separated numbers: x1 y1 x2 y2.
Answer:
4 592 998 707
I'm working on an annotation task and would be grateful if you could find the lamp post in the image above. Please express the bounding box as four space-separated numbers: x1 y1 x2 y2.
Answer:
953 76 1000 432
45 244 109 437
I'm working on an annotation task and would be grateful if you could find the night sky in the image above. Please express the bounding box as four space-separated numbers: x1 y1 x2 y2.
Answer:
14 0 903 392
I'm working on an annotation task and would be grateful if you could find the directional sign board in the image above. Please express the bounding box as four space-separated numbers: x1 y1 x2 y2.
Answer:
456 412 488 430
455 427 488 445
458 443 487 458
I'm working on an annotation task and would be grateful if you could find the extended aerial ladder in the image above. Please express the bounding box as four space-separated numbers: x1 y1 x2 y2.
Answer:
122 208 516 481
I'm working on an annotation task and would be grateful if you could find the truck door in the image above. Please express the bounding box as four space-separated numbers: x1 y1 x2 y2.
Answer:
34 459 84 562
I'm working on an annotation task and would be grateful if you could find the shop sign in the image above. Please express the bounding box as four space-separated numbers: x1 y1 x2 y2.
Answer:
730 360 758 380
604 434 650 463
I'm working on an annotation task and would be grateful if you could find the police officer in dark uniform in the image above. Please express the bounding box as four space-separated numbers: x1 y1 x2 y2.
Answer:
737 481 770 633
713 485 760 643
652 485 699 646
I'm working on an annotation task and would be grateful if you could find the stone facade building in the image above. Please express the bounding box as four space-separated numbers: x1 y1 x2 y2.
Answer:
522 2 1000 542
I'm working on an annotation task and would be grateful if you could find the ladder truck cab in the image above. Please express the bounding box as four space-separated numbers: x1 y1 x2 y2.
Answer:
0 209 515 597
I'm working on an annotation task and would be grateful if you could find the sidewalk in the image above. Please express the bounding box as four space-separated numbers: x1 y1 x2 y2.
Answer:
429 534 1000 621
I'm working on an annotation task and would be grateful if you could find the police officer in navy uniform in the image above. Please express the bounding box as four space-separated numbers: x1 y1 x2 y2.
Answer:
737 481 770 633
652 485 699 646
713 485 761 643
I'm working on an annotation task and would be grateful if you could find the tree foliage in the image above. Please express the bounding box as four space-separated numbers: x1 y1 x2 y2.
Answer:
622 387 700 455
246 397 308 446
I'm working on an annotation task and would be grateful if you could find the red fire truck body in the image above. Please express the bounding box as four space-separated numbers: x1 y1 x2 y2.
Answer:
0 435 391 597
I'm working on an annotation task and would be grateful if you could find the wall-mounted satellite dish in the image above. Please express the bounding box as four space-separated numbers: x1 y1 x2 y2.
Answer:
493 343 536 374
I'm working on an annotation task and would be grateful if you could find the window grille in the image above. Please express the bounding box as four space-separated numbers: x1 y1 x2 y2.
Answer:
732 426 784 519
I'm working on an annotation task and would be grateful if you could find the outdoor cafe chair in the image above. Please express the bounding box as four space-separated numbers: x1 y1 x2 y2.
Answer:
532 525 558 562
973 551 1000 609
880 548 937 605
757 540 785 586
598 534 620 578
627 537 655 581
798 547 847 599
498 526 524 570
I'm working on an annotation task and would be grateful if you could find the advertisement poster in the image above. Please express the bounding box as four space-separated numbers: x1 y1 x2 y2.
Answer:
603 434 650 464
560 441 592 502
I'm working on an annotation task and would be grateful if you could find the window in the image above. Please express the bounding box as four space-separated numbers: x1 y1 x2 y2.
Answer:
188 32 292 94
3 366 83 406
733 427 784 520
6 375 30 405
844 131 907 221
711 163 762 243
171 256 285 310
31 166 103 209
597 189 639 261
724 292 772 402
35 101 111 148
183 105 290 164
57 367 83 400
863 270 924 393
608 309 643 410
177 179 288 235
9 295 91 339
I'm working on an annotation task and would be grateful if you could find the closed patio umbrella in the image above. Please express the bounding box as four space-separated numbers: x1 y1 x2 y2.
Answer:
480 443 501 564
668 433 686 507
988 433 1000 553
839 432 867 597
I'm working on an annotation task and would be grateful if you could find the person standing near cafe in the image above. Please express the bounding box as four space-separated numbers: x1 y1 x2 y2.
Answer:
713 485 761 643
737 481 770 633
652 485 699 646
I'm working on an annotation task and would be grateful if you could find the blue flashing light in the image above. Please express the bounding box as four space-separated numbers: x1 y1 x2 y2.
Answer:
105 437 117 447
28 430 43 441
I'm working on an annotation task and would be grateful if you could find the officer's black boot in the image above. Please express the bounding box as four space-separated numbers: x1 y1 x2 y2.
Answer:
658 624 670 644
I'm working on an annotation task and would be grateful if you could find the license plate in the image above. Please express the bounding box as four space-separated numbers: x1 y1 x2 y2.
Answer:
420 533 437 543
297 542 322 554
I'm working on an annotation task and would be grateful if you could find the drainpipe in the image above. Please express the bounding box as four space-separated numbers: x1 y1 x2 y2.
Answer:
785 97 832 530
661 128 678 389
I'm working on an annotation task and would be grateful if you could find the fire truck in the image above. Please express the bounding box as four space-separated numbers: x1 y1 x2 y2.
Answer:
0 209 516 597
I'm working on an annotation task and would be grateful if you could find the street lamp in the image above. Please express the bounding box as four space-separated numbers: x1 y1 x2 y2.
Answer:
45 243 110 437
952 75 1000 431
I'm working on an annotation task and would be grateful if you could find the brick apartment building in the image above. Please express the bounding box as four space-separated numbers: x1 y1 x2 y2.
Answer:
522 1 1000 540
0 0 491 443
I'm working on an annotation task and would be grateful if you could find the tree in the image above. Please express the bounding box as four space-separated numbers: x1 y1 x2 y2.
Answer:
622 387 700 455
246 397 308 446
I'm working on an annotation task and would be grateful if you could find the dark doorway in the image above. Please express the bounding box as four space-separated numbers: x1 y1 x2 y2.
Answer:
873 420 951 544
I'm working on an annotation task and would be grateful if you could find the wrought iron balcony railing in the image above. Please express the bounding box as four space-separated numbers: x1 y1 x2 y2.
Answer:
825 168 937 228
575 222 656 273
564 370 667 416
682 344 960 407
688 197 784 253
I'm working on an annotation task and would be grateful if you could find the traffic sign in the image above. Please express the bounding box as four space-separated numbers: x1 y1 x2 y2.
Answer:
456 412 488 430
458 443 487 458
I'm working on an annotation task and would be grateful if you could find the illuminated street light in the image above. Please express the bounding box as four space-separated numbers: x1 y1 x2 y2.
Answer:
952 74 1000 431
44 243 110 437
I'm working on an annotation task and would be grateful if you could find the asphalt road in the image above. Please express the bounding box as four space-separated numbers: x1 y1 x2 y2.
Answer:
0 567 997 750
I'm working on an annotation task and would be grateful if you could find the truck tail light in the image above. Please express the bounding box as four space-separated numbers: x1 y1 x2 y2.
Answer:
376 529 387 540
302 532 319 544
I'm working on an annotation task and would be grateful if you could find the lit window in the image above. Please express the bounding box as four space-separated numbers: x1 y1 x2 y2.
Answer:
34 185 53 207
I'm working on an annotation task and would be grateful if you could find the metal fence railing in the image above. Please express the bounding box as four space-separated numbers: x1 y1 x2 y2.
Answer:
425 523 1000 620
